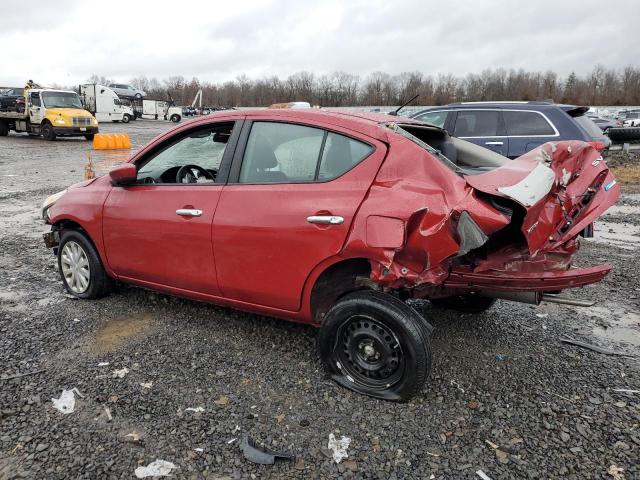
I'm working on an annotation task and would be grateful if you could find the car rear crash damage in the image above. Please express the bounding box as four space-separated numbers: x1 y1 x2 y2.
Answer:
348 124 619 306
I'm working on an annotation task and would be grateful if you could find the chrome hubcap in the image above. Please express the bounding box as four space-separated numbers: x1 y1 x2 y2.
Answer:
60 241 90 294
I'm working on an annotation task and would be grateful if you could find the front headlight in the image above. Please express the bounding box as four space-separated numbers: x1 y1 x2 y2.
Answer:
41 189 67 221
92 118 98 125
54 118 66 125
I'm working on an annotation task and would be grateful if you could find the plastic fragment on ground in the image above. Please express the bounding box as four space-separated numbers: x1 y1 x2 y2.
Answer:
134 459 176 478
240 436 294 465
51 388 83 414
185 407 204 413
328 433 351 464
112 367 129 378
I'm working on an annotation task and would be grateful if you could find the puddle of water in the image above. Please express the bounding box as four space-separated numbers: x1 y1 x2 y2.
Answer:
578 304 640 348
586 221 640 251
89 313 154 354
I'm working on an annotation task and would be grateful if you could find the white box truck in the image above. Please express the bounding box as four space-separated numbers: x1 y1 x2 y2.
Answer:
79 84 134 123
140 100 182 122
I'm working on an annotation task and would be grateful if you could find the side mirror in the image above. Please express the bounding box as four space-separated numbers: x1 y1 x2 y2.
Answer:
109 163 137 186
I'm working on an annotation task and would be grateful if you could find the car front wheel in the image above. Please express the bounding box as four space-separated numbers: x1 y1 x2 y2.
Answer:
58 230 113 299
319 290 432 401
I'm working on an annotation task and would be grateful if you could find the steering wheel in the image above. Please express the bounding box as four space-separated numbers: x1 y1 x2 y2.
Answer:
176 164 216 184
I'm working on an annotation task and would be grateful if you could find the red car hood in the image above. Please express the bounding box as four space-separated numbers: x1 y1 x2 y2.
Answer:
464 141 620 255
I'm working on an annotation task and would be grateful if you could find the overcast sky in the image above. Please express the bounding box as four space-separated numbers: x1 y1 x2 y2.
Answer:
1 0 639 87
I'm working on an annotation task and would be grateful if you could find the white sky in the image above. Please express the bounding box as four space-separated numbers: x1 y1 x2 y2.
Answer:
1 0 639 87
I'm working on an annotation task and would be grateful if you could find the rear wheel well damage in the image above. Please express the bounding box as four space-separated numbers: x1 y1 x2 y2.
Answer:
310 258 375 325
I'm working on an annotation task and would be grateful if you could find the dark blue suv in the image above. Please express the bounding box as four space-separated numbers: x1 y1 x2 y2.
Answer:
410 102 610 158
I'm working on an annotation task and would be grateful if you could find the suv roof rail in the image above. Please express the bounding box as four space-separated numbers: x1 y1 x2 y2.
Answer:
447 100 554 106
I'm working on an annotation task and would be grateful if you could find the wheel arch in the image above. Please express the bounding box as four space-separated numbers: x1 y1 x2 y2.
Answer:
305 257 375 326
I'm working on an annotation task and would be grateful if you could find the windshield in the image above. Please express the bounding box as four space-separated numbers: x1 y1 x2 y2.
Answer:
42 92 83 109
574 115 604 139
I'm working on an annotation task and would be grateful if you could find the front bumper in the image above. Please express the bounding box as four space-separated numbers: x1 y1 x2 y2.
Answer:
52 126 98 136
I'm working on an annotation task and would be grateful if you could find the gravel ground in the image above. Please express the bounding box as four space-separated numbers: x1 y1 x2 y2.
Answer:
0 121 639 479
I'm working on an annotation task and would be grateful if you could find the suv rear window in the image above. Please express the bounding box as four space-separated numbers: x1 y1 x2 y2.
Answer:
454 111 500 137
503 111 555 136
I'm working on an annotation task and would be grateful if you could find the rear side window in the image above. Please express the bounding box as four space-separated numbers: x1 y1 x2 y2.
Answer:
503 111 556 136
454 110 500 137
239 122 373 184
414 111 448 128
317 132 373 181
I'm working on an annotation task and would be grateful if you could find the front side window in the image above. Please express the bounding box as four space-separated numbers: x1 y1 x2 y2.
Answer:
503 110 556 136
137 123 233 184
238 122 373 184
415 111 448 128
30 92 41 107
454 110 500 137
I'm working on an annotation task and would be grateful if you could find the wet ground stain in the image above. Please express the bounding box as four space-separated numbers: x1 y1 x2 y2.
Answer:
89 312 154 354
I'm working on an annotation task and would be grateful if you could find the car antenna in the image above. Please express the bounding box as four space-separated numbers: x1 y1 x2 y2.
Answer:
389 94 419 116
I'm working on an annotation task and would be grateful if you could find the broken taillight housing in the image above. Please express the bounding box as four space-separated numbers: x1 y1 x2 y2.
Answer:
588 141 606 152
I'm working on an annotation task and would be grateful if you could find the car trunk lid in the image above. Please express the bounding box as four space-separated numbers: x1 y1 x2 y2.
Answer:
464 140 620 255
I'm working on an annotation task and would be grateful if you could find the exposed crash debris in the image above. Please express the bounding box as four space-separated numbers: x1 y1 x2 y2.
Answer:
327 433 351 464
51 388 84 414
560 336 632 356
111 367 129 378
240 436 295 465
134 459 177 478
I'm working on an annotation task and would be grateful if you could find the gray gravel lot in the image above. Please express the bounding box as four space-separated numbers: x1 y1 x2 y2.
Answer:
0 120 639 479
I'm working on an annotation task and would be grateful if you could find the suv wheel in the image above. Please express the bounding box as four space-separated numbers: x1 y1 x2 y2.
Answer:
58 230 113 299
319 290 432 401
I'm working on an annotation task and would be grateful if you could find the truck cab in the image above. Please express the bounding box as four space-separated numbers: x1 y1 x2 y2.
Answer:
0 88 98 141
79 84 133 123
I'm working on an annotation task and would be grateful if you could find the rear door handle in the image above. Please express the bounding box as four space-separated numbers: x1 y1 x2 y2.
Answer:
176 208 202 217
485 141 504 146
307 215 344 225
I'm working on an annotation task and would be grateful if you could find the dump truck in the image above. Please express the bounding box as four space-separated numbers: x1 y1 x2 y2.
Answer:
0 88 98 140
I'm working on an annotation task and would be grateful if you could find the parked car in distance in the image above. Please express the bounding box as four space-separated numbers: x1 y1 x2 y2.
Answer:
622 111 640 127
410 101 610 158
587 115 621 132
0 87 24 111
108 83 146 99
41 109 619 401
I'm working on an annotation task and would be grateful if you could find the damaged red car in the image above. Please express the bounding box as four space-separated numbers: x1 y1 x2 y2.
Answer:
42 109 619 401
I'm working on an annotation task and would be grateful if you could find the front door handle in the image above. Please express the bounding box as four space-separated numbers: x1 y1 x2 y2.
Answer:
307 215 344 225
485 141 504 146
176 208 202 217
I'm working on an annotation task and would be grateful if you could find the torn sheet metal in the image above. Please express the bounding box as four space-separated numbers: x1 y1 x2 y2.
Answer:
344 138 618 292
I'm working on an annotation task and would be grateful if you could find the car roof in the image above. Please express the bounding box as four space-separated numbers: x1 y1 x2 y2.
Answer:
177 108 422 141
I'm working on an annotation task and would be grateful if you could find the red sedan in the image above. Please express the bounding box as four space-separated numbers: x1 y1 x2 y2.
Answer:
42 109 619 401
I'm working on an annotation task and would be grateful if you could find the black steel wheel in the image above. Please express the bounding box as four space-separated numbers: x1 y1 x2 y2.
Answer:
430 293 496 313
319 290 432 401
41 122 56 141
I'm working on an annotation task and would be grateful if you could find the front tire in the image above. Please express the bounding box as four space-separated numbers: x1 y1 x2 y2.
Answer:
170 114 180 123
430 293 496 313
122 114 131 123
41 122 56 141
319 290 432 401
58 230 113 299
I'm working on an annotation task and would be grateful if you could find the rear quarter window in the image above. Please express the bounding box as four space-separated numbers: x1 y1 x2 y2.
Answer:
503 111 556 136
453 110 500 137
574 115 605 139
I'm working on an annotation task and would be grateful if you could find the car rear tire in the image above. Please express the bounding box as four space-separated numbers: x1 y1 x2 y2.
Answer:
58 230 113 299
430 293 496 313
41 122 56 141
318 290 432 401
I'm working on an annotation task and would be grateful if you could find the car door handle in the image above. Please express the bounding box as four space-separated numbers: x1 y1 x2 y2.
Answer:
307 215 344 225
485 141 504 146
176 209 202 217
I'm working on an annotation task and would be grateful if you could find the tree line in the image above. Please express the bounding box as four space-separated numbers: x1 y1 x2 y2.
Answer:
87 65 640 108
